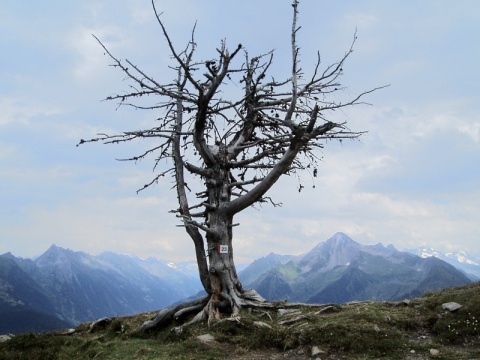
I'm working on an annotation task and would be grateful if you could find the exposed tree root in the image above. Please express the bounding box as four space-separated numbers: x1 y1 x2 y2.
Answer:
140 295 210 332
140 289 273 333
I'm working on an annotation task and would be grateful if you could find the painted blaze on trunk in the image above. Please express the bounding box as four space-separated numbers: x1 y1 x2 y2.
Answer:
82 0 383 329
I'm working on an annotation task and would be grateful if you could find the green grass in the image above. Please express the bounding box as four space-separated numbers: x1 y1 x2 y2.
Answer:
423 282 480 345
1 282 479 359
276 262 301 282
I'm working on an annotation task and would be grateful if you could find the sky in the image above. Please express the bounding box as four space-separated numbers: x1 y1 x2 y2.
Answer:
1 0 479 264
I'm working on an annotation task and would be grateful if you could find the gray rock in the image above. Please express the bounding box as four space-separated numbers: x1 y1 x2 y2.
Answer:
0 335 12 343
173 326 183 335
429 348 440 357
442 302 462 312
311 346 326 356
197 334 215 343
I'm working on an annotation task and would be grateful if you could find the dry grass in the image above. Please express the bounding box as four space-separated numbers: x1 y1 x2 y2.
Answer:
1 282 479 359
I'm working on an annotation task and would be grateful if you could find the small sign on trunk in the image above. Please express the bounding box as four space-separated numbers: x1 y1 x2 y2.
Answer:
217 245 228 254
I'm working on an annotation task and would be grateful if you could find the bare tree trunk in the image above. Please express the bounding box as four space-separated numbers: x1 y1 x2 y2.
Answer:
140 163 266 332
206 210 244 317
204 161 246 318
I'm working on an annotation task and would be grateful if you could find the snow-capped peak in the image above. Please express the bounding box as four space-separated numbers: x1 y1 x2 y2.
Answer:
445 251 479 266
414 246 442 259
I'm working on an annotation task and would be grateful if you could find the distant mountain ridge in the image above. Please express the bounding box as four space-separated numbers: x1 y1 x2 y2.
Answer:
240 232 472 304
1 233 476 334
0 246 202 334
405 246 480 280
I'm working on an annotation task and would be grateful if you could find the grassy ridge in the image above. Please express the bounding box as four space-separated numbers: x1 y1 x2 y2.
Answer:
1 282 479 359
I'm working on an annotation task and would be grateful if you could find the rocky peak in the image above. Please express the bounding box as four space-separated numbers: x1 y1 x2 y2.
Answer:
0 252 16 260
35 244 73 267
325 232 357 247
300 232 362 273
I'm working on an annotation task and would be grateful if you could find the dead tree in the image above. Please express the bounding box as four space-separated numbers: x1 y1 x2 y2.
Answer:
78 0 385 331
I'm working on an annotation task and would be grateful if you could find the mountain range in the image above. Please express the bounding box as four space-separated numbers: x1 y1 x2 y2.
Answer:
239 232 473 303
1 233 477 334
0 246 202 334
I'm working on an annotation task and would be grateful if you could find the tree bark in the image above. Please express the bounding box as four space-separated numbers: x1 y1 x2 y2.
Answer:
204 159 246 318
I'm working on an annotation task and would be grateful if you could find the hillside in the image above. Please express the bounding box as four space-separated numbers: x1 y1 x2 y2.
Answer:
1 282 479 359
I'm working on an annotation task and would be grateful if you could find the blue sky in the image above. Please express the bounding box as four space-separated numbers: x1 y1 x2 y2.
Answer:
1 0 479 263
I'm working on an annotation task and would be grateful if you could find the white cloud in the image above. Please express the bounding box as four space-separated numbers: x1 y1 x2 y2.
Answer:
0 97 62 127
67 25 126 80
2 0 480 263
344 12 378 29
1 194 188 259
